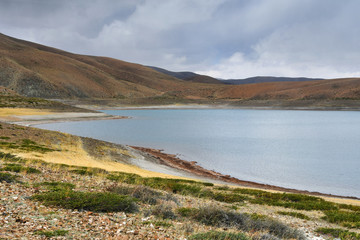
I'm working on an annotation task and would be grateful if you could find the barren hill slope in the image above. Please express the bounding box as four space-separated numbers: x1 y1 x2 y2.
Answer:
0 33 216 99
215 78 360 100
1 33 360 102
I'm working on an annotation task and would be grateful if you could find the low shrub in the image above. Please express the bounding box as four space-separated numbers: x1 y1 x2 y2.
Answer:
108 185 163 205
177 207 199 217
277 211 310 220
202 182 214 187
322 210 360 224
151 203 177 219
1 163 41 174
70 167 108 176
107 172 142 184
34 229 68 237
144 177 203 195
214 186 230 191
339 204 360 212
249 192 337 211
0 151 24 162
31 190 138 213
211 192 249 203
342 222 360 229
143 220 173 228
0 172 18 183
182 205 305 239
189 231 250 240
315 227 360 240
19 139 54 153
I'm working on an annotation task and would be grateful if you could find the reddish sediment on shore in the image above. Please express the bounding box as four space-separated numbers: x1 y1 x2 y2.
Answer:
132 146 359 200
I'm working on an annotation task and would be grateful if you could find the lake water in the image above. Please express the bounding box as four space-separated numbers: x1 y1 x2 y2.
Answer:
37 109 360 197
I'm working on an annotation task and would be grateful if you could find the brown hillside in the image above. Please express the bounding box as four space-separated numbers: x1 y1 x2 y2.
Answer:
0 33 359 101
215 78 360 100
0 33 215 99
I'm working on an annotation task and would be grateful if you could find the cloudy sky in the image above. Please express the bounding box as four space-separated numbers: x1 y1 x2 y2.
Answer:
1 0 360 79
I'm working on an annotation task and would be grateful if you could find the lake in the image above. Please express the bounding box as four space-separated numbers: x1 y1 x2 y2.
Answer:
36 109 360 197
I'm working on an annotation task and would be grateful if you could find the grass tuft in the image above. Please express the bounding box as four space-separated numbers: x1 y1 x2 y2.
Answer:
0 172 18 183
315 227 360 240
151 203 177 219
70 167 108 176
0 151 24 163
107 172 246 203
1 163 41 174
277 211 310 220
232 188 337 211
107 185 163 205
35 181 76 191
31 190 138 213
189 231 250 240
178 205 305 239
34 229 68 237
322 210 360 224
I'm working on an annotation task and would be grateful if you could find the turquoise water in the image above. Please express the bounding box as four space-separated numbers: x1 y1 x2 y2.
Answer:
37 109 360 197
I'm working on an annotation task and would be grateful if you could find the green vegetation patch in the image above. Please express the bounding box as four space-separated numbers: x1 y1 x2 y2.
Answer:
189 231 250 240
19 139 54 153
0 139 54 153
177 207 199 217
70 166 108 176
107 172 245 203
315 227 360 240
35 181 76 192
277 211 311 220
232 188 337 211
31 190 138 213
0 172 18 183
34 229 68 238
108 185 163 205
1 163 41 174
200 190 249 203
151 204 177 219
339 204 360 212
143 220 173 228
322 210 360 224
177 206 305 239
0 151 26 163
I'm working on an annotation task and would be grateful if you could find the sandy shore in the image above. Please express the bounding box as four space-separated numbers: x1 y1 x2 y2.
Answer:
0 109 128 126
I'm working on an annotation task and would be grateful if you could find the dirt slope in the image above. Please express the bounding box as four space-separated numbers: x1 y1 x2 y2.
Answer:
0 33 211 99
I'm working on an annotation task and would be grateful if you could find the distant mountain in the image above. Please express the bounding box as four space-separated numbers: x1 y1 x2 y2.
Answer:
148 66 223 84
221 76 325 85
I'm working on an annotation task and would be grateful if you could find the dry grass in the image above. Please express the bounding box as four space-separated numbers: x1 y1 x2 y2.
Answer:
0 108 56 121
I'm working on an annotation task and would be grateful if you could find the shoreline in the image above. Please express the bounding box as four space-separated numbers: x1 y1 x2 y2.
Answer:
131 146 360 201
87 104 360 111
2 107 360 203
0 111 129 126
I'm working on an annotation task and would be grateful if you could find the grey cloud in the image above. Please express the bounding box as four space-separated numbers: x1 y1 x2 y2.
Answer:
0 0 359 78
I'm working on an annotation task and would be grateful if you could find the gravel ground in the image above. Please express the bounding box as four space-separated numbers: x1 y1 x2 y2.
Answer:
0 164 213 239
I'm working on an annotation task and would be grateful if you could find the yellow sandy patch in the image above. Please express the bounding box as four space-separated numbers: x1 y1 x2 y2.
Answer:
16 137 187 180
0 108 55 116
0 108 55 121
322 197 360 206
